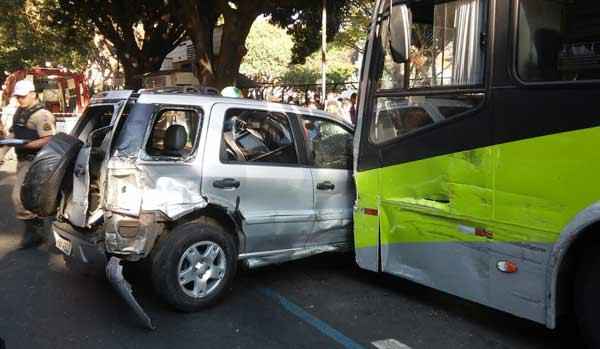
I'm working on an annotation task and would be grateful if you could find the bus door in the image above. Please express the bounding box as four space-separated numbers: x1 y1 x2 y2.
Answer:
357 0 496 300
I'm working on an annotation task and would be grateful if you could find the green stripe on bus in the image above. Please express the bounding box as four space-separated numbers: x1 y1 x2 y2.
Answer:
355 126 600 248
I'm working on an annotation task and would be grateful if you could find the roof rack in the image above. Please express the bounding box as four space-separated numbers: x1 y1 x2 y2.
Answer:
138 86 220 96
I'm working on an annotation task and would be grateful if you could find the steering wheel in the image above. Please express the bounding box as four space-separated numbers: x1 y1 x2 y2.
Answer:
231 117 247 138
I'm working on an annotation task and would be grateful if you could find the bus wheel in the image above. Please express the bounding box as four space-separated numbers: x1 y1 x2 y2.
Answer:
575 245 600 348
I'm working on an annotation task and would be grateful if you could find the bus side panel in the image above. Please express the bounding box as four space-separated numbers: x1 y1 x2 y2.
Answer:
354 169 380 272
375 143 552 325
377 150 498 313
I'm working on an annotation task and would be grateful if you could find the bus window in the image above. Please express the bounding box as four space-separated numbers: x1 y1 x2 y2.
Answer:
378 0 488 90
516 0 600 82
370 94 483 143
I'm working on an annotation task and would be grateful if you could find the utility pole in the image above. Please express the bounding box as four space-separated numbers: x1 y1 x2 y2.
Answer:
321 0 327 107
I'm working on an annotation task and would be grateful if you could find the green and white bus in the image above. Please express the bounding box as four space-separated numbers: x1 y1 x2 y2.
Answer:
354 0 600 345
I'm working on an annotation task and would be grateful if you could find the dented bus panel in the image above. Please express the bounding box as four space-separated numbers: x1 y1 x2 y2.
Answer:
355 0 600 341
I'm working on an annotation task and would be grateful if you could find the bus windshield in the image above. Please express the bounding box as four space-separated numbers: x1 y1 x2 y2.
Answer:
378 0 488 91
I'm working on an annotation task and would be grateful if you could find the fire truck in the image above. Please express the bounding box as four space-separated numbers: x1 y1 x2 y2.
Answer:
1 67 90 134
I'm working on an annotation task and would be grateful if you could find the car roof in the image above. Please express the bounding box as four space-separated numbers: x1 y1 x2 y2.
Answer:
91 89 354 130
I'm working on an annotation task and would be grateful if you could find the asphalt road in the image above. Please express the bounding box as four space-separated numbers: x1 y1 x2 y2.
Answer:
0 163 577 349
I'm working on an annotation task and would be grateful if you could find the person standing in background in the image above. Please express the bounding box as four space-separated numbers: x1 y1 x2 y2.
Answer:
10 80 56 249
349 93 358 126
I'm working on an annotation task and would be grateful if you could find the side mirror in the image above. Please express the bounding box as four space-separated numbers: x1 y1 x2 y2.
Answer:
389 2 411 63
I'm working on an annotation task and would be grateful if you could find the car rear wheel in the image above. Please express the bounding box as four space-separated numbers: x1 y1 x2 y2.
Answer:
574 244 600 348
151 218 237 312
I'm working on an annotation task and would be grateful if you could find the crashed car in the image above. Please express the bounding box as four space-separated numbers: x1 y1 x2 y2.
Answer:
22 88 354 327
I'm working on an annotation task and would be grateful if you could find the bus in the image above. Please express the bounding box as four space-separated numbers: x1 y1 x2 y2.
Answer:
354 0 600 345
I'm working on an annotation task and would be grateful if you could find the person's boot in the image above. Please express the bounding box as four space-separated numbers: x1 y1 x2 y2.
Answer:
17 219 45 250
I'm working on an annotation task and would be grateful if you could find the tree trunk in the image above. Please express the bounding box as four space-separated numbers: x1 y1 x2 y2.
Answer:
180 0 258 90
121 60 143 90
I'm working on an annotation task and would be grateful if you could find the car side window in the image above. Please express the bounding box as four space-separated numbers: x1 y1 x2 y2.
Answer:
221 108 299 165
300 116 353 170
146 109 200 159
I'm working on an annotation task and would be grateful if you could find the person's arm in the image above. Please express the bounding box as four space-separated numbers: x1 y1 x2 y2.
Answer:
22 136 51 150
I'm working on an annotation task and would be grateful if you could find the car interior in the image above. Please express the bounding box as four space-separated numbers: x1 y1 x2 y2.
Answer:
222 110 298 164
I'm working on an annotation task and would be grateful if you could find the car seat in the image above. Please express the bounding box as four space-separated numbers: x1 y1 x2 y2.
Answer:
163 124 188 157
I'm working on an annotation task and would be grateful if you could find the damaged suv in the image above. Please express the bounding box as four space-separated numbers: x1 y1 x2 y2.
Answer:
23 88 354 326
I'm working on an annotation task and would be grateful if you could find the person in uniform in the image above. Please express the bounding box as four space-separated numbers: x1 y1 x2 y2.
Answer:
10 80 56 249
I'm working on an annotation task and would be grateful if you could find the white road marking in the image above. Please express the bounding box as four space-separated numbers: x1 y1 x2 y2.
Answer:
372 339 412 349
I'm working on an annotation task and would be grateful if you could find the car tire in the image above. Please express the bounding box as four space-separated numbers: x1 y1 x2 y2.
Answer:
21 133 83 217
151 217 237 312
574 244 600 348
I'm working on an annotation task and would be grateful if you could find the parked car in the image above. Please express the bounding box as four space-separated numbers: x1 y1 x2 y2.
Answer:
22 88 354 327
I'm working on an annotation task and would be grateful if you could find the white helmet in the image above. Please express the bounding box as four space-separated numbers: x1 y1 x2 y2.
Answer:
13 80 36 97
221 86 242 98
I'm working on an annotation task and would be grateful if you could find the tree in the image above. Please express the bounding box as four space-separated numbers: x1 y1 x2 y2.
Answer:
332 0 375 53
174 0 353 89
281 45 356 86
0 0 92 82
51 0 186 89
240 18 293 83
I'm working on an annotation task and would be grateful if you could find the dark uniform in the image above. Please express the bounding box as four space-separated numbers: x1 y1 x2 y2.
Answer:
11 102 56 243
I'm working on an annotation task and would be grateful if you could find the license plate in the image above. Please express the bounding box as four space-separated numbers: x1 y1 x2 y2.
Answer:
54 232 72 256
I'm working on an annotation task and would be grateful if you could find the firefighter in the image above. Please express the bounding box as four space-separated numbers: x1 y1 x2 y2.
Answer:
10 80 56 249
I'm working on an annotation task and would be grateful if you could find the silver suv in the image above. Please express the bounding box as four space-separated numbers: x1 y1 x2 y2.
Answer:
26 88 354 327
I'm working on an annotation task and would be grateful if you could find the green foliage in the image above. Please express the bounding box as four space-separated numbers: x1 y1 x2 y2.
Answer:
51 0 186 88
0 0 92 78
333 0 374 52
240 19 293 83
281 66 321 86
268 0 353 65
281 45 357 86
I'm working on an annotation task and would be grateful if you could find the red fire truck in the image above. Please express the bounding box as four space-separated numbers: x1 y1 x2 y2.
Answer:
1 67 90 133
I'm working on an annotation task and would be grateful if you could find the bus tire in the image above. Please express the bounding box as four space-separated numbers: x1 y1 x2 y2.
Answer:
20 133 82 217
574 245 600 348
151 218 237 312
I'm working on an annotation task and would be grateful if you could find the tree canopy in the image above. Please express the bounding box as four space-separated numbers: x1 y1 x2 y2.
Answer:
50 0 186 88
174 0 354 89
29 0 369 90
0 0 92 82
240 18 293 84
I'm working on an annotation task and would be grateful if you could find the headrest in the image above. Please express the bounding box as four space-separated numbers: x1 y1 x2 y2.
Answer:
165 124 187 151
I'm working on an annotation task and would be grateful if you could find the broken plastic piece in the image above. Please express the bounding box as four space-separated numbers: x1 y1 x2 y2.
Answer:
106 257 156 330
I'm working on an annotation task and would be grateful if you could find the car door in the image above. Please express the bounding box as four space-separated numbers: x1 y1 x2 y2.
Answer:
298 115 355 247
63 99 129 227
202 103 314 254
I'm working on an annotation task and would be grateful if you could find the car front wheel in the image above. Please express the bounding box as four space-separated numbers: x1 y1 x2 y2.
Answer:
151 218 237 312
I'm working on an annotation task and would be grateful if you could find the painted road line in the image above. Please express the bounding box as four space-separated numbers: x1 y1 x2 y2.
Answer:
258 288 365 349
372 339 412 349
